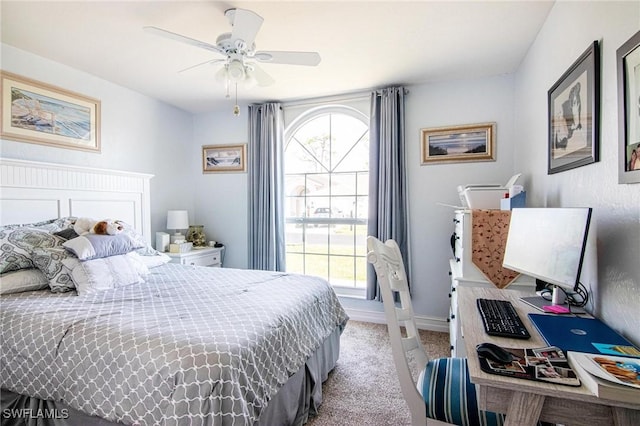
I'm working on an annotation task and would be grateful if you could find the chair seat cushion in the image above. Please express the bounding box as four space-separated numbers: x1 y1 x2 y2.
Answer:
420 357 505 426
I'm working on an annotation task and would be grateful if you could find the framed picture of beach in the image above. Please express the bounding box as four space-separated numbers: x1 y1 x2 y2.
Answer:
202 144 247 173
0 71 101 152
421 122 496 164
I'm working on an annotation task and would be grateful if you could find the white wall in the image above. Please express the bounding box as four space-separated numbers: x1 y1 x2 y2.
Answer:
405 75 518 321
192 106 250 269
513 1 640 344
0 44 196 239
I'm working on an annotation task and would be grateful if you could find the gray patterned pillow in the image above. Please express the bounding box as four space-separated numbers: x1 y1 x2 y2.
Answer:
0 228 65 274
0 217 77 274
31 247 76 292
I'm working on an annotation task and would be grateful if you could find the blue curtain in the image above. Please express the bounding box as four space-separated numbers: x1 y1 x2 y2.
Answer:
248 103 286 271
367 87 409 300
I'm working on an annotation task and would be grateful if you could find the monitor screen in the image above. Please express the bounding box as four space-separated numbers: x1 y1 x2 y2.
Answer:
503 207 592 292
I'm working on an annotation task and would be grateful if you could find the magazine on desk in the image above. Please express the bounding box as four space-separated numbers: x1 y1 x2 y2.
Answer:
478 346 581 387
567 352 640 403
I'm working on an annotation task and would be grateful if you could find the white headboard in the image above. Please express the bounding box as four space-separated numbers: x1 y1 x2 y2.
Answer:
0 158 153 243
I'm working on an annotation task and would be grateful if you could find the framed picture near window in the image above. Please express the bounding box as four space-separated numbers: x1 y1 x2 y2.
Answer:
617 30 640 184
420 122 496 164
202 144 247 173
548 41 600 174
0 71 101 152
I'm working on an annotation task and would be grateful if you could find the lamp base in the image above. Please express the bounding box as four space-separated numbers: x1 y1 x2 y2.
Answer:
170 232 186 244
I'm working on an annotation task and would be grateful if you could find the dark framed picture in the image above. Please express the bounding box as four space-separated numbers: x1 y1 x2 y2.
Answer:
202 144 247 173
420 122 495 164
548 41 600 174
617 30 640 184
0 71 101 152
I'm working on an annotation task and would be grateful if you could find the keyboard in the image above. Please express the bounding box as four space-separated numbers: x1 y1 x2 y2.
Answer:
476 298 531 339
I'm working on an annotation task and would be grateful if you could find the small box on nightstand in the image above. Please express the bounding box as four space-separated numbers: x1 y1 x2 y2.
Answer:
156 232 170 252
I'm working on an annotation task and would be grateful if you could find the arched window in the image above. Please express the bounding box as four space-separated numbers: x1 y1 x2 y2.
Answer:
284 106 369 296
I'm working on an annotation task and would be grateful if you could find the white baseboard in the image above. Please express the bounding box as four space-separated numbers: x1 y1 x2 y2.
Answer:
343 307 450 334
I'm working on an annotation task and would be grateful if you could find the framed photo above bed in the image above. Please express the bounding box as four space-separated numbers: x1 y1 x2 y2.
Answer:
547 41 600 174
202 144 247 173
617 30 640 184
0 71 101 152
420 122 496 165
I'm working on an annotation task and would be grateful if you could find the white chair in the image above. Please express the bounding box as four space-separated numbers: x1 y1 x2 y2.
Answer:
367 236 505 426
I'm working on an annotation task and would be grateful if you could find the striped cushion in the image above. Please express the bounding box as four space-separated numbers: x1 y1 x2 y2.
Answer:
421 357 504 426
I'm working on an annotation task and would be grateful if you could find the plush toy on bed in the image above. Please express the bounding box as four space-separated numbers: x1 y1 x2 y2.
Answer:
73 217 124 236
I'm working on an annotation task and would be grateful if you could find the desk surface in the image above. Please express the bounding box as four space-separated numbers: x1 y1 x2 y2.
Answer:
458 286 640 426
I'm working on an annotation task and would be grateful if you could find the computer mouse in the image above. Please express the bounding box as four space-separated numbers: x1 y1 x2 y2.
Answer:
475 342 514 364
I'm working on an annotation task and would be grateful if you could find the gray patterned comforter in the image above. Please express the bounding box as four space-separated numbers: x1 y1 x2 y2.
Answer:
0 264 348 425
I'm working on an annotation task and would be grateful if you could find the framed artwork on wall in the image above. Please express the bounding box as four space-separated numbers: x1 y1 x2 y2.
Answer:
617 30 640 184
202 144 247 173
0 71 101 152
547 41 600 174
420 122 496 165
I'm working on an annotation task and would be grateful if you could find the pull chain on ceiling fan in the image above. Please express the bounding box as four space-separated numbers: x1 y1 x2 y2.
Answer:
144 8 321 116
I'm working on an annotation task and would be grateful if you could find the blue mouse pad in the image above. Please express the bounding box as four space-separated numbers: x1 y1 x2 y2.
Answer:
528 314 637 355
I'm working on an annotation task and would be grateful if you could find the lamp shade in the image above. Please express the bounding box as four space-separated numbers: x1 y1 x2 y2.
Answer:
167 210 189 230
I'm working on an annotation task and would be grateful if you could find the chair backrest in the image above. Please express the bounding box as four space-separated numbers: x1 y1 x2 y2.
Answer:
366 236 429 425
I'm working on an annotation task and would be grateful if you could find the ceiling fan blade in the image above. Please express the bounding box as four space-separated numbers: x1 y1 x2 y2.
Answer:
227 8 263 47
254 51 321 66
178 59 225 74
144 26 225 55
248 64 275 87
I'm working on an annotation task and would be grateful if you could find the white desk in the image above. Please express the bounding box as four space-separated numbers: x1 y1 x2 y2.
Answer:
458 286 640 426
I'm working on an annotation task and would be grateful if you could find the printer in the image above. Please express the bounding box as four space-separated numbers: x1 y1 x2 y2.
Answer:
458 174 522 209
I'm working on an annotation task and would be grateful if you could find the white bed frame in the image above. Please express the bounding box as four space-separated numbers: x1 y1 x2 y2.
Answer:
0 158 153 243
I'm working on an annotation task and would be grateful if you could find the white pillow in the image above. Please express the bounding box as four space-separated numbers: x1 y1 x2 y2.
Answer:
129 251 171 268
0 269 49 294
62 253 149 296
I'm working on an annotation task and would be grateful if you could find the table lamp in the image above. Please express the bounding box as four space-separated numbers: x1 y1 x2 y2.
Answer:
167 210 189 243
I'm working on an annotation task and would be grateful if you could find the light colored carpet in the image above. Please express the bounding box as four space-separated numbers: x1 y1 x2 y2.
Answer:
306 320 450 426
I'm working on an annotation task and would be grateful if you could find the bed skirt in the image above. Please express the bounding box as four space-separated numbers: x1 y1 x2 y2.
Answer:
1 325 343 426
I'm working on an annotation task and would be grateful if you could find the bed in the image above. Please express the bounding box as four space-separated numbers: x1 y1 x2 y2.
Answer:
0 158 348 426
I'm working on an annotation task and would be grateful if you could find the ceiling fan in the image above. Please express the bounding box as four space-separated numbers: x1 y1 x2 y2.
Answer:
144 8 321 93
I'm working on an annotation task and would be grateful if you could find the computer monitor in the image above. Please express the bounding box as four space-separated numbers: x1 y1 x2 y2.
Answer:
503 207 593 299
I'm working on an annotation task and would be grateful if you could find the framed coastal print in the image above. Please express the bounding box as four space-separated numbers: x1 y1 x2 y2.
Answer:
202 144 247 173
421 122 496 164
0 71 101 152
548 41 600 174
617 30 640 184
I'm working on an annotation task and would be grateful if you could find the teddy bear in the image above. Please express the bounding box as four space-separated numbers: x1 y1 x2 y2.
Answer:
92 219 124 235
73 217 124 236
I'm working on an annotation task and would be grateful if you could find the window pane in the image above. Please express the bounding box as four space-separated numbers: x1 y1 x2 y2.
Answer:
331 173 356 196
329 255 354 287
306 227 328 254
285 223 304 246
305 254 328 280
286 253 304 275
329 227 353 256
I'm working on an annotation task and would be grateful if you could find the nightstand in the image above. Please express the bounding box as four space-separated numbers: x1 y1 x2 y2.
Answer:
166 246 223 267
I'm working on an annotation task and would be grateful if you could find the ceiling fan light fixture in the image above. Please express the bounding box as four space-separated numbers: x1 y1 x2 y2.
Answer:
227 59 246 81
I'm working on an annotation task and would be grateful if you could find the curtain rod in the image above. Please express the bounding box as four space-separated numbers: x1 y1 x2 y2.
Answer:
282 90 370 108
283 86 409 109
